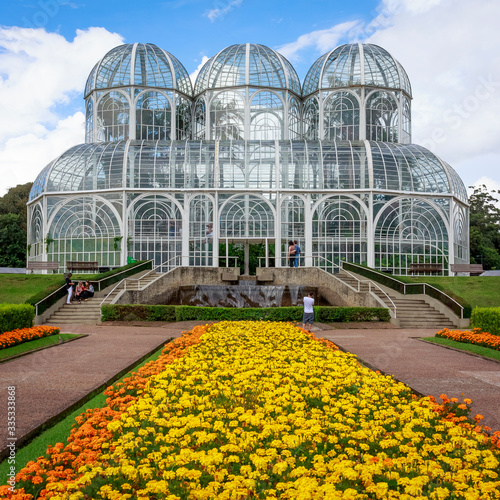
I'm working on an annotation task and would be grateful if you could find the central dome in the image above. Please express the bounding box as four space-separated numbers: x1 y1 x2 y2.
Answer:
194 43 301 95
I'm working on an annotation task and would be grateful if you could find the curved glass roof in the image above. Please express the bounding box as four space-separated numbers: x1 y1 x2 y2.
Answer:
303 43 412 97
84 43 193 97
194 43 301 96
29 140 466 203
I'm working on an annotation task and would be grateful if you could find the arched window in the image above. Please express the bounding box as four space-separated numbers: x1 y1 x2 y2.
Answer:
323 91 359 141
374 197 448 274
303 97 319 140
85 98 93 143
96 91 130 142
129 195 182 269
210 91 245 140
312 195 368 266
250 91 284 140
193 98 206 139
402 96 411 144
366 91 398 142
220 194 274 238
288 97 300 139
176 96 192 140
135 91 172 141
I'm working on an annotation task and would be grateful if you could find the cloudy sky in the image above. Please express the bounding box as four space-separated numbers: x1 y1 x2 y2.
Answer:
0 0 499 197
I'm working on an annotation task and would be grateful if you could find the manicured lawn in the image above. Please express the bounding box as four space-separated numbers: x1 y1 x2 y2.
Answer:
405 276 500 308
0 343 166 480
0 334 82 361
422 336 500 362
0 273 98 304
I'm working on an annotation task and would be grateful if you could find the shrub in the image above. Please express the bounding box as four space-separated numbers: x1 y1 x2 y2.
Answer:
0 304 35 333
101 304 176 322
471 307 500 335
101 304 390 323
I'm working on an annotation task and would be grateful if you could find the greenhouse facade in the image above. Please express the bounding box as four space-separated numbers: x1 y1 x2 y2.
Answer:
27 42 469 275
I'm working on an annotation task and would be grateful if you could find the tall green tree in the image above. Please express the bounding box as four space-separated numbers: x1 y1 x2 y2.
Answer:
468 185 500 270
0 213 27 267
0 182 33 233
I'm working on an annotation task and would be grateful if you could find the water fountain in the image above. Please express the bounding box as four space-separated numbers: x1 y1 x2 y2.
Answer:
177 282 322 307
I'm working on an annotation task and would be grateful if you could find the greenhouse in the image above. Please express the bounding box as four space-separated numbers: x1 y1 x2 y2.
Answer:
27 42 469 275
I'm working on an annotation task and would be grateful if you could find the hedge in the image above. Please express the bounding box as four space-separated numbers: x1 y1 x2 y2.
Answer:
471 307 500 336
0 304 35 333
101 304 391 323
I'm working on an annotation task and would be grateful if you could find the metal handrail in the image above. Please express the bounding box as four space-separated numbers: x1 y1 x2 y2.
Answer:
404 282 464 319
34 260 153 316
34 285 66 317
313 255 397 318
343 262 464 319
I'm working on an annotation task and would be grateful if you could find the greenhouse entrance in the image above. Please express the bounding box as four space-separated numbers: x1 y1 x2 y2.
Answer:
220 238 275 275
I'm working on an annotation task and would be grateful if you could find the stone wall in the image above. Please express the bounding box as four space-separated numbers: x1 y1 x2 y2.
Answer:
117 267 382 309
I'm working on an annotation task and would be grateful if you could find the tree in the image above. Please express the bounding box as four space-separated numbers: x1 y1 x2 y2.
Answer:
0 213 27 267
0 182 33 233
468 185 500 270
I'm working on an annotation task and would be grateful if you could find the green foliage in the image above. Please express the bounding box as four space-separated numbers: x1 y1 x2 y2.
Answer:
468 185 500 270
471 307 500 335
0 182 32 233
315 307 390 322
423 337 500 362
218 243 275 275
101 304 390 323
0 304 35 333
25 283 66 307
101 304 176 322
0 213 27 267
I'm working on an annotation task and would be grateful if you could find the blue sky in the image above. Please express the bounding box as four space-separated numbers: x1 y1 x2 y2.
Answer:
1 0 499 197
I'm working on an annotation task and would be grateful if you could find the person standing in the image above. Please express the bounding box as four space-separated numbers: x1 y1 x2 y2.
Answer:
288 240 296 267
294 240 301 267
302 292 315 331
65 273 75 305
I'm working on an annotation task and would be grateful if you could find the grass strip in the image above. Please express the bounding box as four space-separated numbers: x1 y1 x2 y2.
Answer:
0 342 168 478
0 334 81 361
422 336 500 362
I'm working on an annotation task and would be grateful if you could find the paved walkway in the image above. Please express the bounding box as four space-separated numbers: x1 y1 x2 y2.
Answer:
1 322 500 459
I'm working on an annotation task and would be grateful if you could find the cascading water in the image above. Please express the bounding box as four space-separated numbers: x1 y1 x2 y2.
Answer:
178 283 310 307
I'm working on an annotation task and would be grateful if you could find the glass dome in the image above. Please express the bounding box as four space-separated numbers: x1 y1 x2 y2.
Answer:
29 140 467 202
194 43 301 96
84 43 193 97
303 43 412 97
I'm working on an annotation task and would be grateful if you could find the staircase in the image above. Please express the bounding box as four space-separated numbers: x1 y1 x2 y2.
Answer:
44 271 161 326
336 270 456 329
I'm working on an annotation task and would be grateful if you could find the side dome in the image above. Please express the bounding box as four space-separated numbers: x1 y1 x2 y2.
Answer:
84 43 193 97
303 43 411 97
194 43 301 95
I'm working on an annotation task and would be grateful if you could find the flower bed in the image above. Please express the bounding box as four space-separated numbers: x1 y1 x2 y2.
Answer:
2 322 499 499
436 327 500 351
0 326 60 351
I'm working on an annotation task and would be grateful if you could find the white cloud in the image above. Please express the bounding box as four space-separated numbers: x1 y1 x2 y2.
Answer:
0 26 123 195
205 0 242 22
364 0 500 188
276 21 361 62
189 55 210 86
277 0 500 191
0 112 85 193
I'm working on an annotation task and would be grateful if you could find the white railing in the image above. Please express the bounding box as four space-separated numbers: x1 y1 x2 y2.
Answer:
343 262 464 320
313 255 397 318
